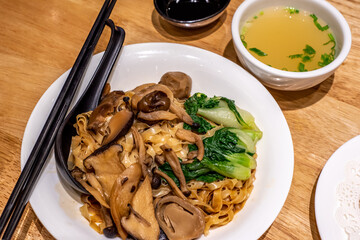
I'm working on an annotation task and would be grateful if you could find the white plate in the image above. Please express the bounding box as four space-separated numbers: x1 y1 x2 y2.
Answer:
21 43 293 239
315 135 360 240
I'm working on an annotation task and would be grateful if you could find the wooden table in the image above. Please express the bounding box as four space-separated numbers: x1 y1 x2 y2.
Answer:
1 0 359 239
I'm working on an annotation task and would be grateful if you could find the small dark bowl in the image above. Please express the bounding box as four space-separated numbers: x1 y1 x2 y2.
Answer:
154 0 230 28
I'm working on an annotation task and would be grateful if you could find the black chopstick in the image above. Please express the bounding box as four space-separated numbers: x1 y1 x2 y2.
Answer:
0 0 117 238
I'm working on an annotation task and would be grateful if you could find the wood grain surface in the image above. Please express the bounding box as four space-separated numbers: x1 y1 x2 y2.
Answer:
0 0 359 239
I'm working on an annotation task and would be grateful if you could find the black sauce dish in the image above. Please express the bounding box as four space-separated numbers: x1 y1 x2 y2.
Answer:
154 0 230 28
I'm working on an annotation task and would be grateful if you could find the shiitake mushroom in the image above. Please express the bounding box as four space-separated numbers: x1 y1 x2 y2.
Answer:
137 91 170 113
159 72 192 99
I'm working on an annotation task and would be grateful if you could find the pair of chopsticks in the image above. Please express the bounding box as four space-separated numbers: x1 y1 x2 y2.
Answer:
0 0 117 238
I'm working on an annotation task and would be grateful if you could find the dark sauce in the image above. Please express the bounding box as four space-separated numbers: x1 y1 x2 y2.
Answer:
166 0 221 21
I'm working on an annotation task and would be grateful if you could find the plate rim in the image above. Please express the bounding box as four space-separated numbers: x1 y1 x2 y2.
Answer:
315 135 360 240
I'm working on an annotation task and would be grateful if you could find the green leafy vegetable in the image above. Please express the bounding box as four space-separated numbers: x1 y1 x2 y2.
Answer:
201 128 258 180
183 93 217 133
184 93 220 115
160 127 262 183
197 100 248 129
289 44 316 71
159 159 224 185
183 115 214 134
310 14 329 31
184 93 261 131
184 93 207 115
249 48 268 56
285 7 299 14
227 127 262 155
319 33 336 67
188 144 198 152
195 173 225 183
302 55 311 62
240 34 248 48
289 54 302 59
201 157 252 180
318 53 334 67
298 62 307 72
220 97 249 128
303 45 316 55
180 94 262 181
324 33 336 47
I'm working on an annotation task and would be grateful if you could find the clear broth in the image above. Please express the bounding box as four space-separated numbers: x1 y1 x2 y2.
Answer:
241 7 336 72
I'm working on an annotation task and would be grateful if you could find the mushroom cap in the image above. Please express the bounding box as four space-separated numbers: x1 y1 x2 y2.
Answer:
102 109 134 145
159 72 192 99
121 176 160 240
83 143 125 203
110 163 142 240
131 84 174 110
137 91 171 113
155 195 205 240
88 91 125 132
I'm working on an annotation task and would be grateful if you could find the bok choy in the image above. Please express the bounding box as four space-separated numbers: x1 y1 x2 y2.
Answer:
161 127 261 182
184 93 262 132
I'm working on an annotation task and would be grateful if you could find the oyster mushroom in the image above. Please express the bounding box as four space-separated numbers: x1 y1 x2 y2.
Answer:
155 195 205 240
131 83 156 94
160 144 190 196
100 205 117 238
155 154 165 165
169 102 194 126
175 128 204 160
153 169 187 201
110 163 142 240
159 72 192 99
81 143 125 205
121 176 160 240
102 109 134 145
137 111 178 122
130 126 148 178
72 169 110 208
88 91 125 133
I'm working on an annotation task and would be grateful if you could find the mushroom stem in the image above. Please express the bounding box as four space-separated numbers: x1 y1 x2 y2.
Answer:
169 102 194 126
153 169 187 201
72 170 110 208
161 144 191 196
100 205 118 238
175 128 204 161
131 127 148 178
100 206 113 227
86 173 105 199
155 154 165 165
137 111 178 122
